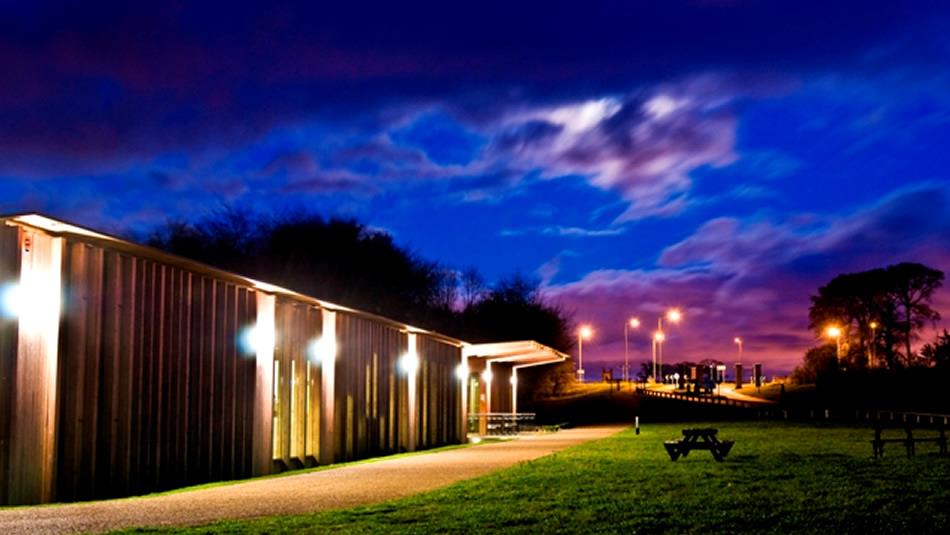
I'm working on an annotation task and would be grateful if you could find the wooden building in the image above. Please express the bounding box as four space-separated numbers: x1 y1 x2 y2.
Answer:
0 214 564 505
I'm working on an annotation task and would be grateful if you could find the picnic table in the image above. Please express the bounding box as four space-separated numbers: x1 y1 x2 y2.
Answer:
664 428 734 462
871 425 948 459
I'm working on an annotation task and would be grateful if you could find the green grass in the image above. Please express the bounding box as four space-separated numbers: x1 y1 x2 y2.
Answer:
119 421 950 534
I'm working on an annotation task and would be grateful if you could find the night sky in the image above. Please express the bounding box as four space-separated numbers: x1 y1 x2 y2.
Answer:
2 1 950 372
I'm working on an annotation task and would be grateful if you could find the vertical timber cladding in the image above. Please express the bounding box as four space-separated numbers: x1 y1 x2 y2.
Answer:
416 335 463 449
333 312 408 462
4 227 63 505
489 363 514 414
55 237 259 501
0 224 22 505
271 298 322 469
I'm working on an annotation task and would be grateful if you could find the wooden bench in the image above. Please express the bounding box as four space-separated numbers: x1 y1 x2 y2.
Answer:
664 428 734 462
871 426 948 458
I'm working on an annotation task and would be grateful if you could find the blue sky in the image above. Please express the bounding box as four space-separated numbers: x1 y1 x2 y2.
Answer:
2 1 949 372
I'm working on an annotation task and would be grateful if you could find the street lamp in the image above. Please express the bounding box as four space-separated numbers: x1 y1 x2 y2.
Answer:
652 330 665 383
624 318 640 383
577 325 593 382
734 337 743 364
656 308 682 383
825 326 842 361
869 321 878 368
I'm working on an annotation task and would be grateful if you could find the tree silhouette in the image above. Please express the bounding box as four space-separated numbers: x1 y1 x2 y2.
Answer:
807 262 944 369
887 263 944 366
145 208 574 361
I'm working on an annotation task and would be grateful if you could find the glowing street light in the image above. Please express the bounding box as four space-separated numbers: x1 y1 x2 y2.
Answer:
825 325 842 361
577 325 593 382
652 330 665 383
624 318 640 383
869 321 879 368
734 337 743 365
655 308 682 383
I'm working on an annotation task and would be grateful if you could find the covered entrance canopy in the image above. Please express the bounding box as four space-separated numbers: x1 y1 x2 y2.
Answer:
462 341 567 417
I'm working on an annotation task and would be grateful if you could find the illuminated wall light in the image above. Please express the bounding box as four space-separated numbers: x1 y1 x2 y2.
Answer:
307 337 337 367
0 282 23 320
240 324 276 356
481 368 492 383
455 363 469 381
400 351 420 375
3 268 62 333
509 374 517 386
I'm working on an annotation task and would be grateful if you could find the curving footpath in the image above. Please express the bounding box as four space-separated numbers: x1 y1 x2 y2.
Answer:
0 425 626 535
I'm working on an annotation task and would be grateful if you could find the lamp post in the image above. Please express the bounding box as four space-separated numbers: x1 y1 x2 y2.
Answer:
734 337 743 364
869 321 878 368
652 330 665 383
577 325 593 382
825 326 842 361
656 308 682 383
624 318 640 383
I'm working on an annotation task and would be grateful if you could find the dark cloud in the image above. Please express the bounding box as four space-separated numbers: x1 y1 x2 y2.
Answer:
1 1 945 168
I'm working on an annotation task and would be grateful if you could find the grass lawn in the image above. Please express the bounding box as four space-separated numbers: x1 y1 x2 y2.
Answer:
122 421 950 534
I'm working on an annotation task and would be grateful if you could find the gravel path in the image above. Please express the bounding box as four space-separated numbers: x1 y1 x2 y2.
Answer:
0 425 626 534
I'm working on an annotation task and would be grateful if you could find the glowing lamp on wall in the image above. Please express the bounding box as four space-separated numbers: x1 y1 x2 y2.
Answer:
481 368 492 383
455 363 469 381
0 282 23 320
400 351 420 375
307 337 337 367
240 324 276 356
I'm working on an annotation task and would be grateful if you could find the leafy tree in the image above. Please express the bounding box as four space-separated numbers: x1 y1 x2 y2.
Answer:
886 263 944 366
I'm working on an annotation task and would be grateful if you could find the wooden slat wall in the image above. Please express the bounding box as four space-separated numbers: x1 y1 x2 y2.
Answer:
0 225 21 505
1 220 469 504
490 363 514 414
272 298 322 468
334 313 407 462
54 239 258 501
416 336 463 448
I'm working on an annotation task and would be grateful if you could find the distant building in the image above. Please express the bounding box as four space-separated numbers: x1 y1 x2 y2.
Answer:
0 214 564 505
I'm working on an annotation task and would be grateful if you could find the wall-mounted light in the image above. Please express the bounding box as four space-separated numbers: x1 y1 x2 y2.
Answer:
307 337 337 367
240 324 275 356
400 351 419 375
0 282 23 320
481 368 492 383
455 363 469 381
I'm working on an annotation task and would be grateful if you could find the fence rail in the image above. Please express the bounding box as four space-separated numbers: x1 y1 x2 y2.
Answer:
468 413 537 436
636 388 765 409
636 387 950 428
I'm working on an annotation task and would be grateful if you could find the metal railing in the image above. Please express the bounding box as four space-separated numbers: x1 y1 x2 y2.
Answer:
468 412 537 436
637 387 950 427
636 387 766 409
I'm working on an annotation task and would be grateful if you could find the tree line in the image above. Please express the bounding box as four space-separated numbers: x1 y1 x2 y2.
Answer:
144 207 576 394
